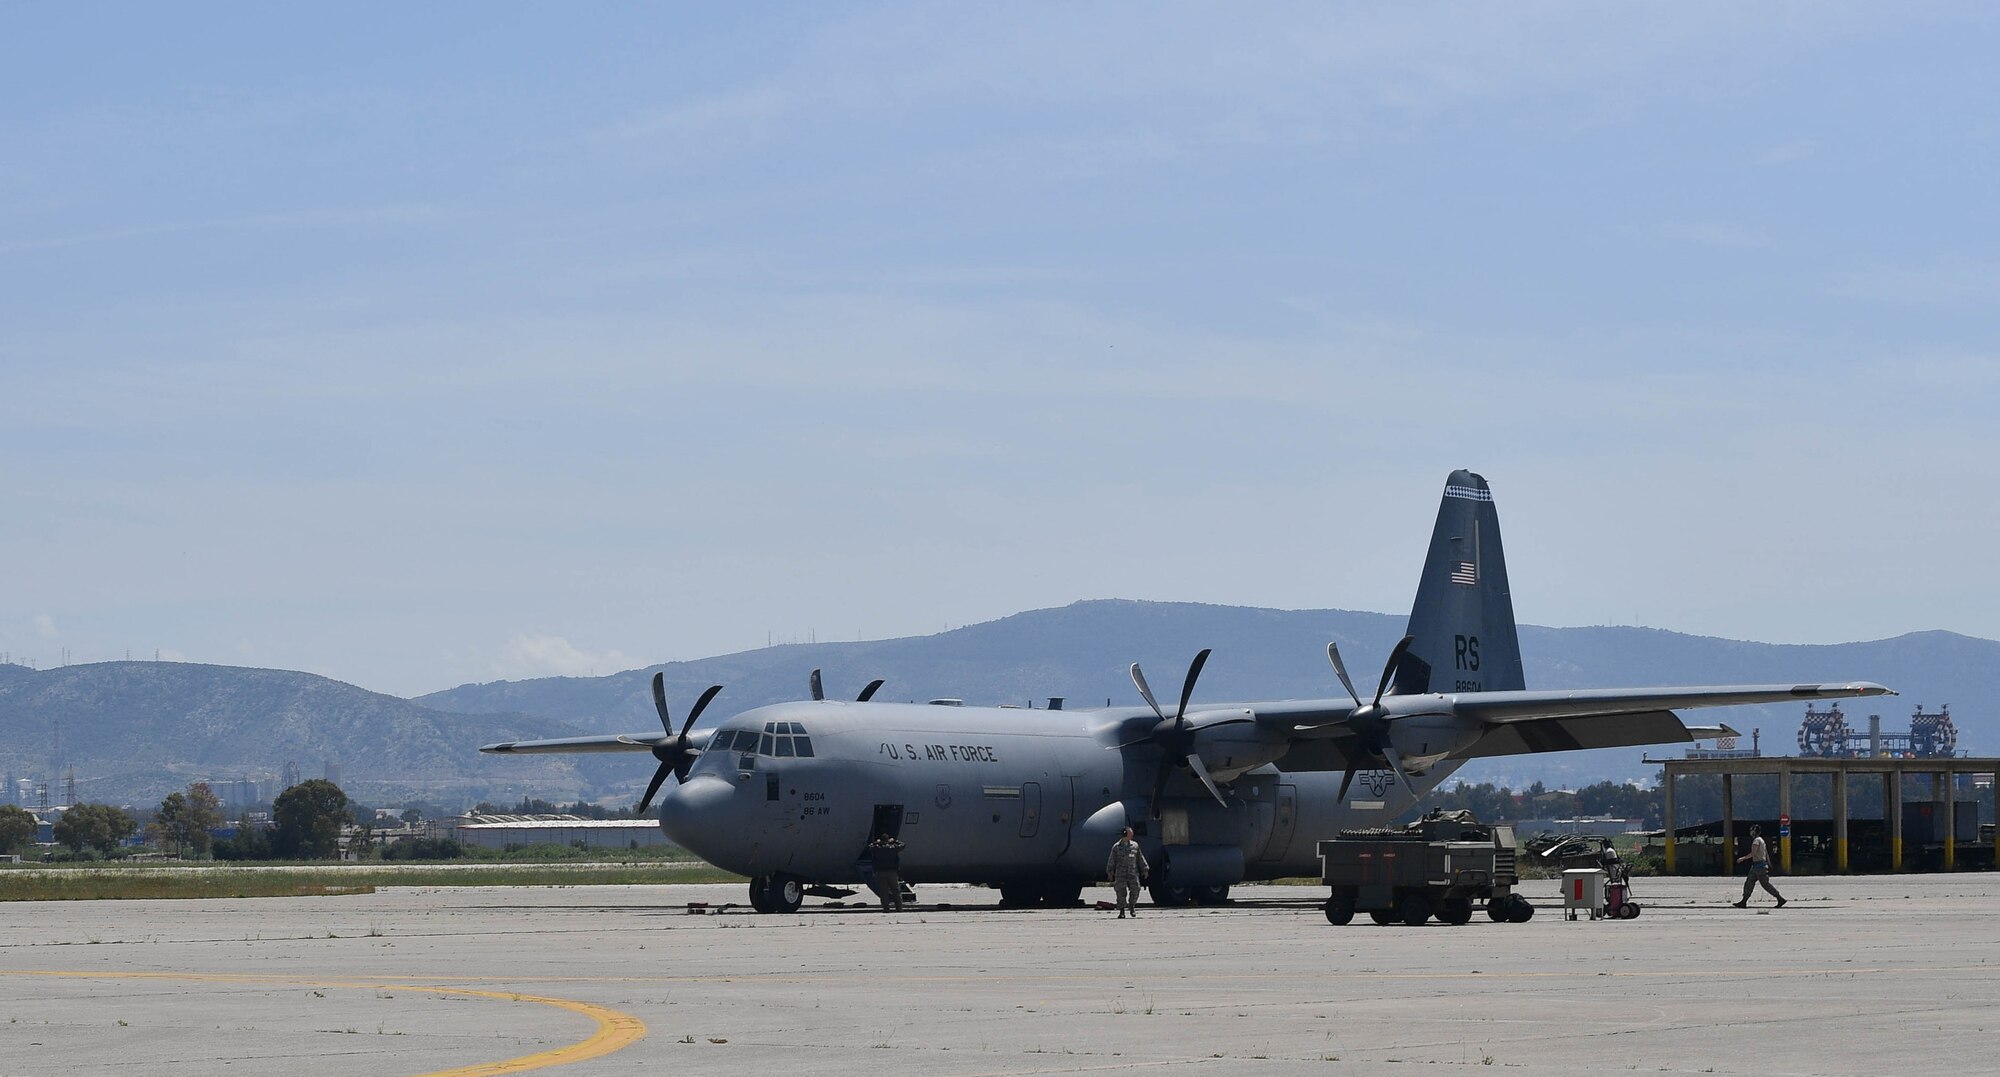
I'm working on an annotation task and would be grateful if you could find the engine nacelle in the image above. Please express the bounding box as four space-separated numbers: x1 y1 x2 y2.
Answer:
1386 712 1483 771
1186 710 1290 783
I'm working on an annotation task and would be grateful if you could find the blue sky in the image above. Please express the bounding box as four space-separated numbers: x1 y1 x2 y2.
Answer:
4 4 1996 696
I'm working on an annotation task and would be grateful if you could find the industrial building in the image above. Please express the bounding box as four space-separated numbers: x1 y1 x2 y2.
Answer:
1650 754 1995 874
1640 703 1993 875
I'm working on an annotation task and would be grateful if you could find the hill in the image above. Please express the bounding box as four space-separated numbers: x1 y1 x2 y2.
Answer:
0 661 627 808
4 602 1984 810
422 600 1992 789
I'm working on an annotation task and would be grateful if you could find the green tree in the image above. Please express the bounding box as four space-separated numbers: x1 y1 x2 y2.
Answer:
213 811 273 861
149 791 192 856
273 779 349 860
52 803 137 855
183 782 223 857
147 783 227 858
0 804 37 853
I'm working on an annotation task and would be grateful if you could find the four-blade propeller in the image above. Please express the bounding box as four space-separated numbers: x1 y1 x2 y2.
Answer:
1127 648 1230 817
1326 635 1421 804
633 672 724 814
809 668 885 702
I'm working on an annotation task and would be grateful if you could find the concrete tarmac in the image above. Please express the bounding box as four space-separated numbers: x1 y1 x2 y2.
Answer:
1 873 1994 1076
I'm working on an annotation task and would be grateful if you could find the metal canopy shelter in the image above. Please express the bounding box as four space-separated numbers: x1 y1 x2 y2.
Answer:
1646 755 1999 874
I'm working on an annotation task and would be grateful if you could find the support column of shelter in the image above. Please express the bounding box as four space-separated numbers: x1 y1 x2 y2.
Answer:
1941 768 1956 871
1779 765 1793 874
1889 769 1904 873
1663 768 1677 875
1721 773 1735 877
1833 766 1849 873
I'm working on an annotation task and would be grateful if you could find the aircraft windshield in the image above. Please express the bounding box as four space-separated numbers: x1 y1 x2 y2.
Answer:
702 723 812 759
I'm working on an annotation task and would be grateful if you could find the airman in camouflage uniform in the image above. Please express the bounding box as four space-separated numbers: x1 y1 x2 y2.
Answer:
1105 826 1150 919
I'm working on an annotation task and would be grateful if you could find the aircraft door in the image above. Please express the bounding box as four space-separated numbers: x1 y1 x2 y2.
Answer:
1019 782 1041 838
871 803 905 840
1260 783 1297 861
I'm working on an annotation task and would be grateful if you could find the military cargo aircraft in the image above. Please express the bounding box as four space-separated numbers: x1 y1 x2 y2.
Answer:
482 470 1892 913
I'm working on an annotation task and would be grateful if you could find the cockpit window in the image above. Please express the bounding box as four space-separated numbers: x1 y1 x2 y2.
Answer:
704 723 814 760
754 721 816 759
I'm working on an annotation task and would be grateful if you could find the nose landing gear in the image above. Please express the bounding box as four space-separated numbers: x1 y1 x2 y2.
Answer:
749 874 804 913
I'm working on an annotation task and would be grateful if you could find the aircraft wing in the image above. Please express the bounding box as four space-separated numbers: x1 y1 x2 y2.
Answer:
1444 682 1894 723
1245 680 1892 770
480 732 676 754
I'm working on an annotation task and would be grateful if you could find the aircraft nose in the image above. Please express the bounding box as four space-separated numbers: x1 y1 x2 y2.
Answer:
657 774 738 854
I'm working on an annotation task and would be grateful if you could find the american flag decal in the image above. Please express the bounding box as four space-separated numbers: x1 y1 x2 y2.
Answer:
1443 484 1491 502
1450 561 1478 585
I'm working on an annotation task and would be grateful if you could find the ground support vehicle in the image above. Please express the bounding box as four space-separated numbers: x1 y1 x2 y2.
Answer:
1319 810 1533 926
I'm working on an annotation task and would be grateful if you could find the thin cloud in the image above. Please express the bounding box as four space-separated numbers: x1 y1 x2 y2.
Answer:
491 633 639 681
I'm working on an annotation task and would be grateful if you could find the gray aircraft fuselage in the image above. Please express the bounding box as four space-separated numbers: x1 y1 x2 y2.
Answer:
662 700 1445 886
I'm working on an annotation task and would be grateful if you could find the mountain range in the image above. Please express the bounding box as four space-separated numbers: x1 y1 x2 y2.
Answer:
2 600 1987 809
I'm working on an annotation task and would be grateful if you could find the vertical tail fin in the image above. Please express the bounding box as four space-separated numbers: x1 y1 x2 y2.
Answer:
1391 470 1525 695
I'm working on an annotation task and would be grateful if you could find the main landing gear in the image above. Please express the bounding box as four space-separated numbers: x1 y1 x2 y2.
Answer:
1147 880 1231 907
997 880 1086 908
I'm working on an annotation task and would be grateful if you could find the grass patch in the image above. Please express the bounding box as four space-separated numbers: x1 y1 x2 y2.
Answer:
0 862 745 901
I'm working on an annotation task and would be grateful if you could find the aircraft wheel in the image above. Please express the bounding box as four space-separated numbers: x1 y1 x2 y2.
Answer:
1368 909 1396 926
1323 894 1356 926
1397 893 1433 927
1621 902 1641 919
1486 898 1509 922
997 884 1037 908
772 875 804 913
1439 896 1474 925
1192 884 1231 906
1148 880 1192 907
748 876 776 913
1507 894 1536 923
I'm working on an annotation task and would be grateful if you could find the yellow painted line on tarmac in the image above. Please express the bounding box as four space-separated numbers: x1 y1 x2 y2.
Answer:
0 970 646 1077
403 987 645 1077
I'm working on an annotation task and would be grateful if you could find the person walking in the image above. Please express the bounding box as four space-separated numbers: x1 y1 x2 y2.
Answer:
868 833 906 911
1732 824 1786 908
1105 826 1150 919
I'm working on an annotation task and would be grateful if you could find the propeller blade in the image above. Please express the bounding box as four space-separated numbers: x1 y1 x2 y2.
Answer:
1326 642 1361 708
857 679 884 703
1335 766 1357 803
1372 635 1416 706
1380 743 1421 803
650 672 673 732
1129 663 1166 721
682 684 724 737
1184 752 1227 807
637 763 672 813
809 668 825 701
1175 648 1211 724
